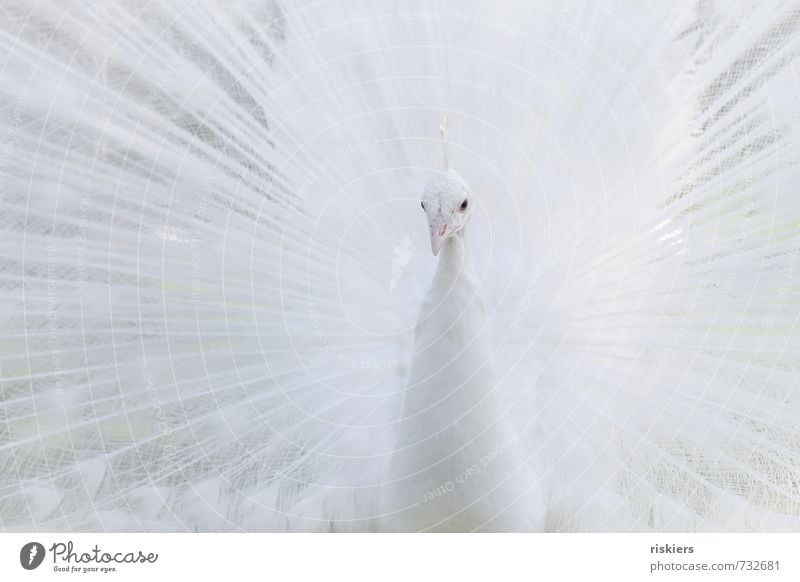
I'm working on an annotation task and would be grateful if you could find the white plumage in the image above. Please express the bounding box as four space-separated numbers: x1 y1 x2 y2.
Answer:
383 169 546 531
0 0 799 532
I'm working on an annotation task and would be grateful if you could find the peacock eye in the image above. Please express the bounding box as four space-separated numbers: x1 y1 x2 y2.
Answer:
421 201 425 210
459 199 468 211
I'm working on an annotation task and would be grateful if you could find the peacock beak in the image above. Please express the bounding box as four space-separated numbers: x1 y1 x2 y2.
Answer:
429 211 448 256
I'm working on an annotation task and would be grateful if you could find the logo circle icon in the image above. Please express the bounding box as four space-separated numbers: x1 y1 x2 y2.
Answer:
20 542 45 570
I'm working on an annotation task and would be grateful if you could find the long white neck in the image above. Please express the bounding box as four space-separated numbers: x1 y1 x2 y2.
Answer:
385 222 543 532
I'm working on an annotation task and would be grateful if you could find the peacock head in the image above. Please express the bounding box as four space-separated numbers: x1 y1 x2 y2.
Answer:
420 169 474 256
